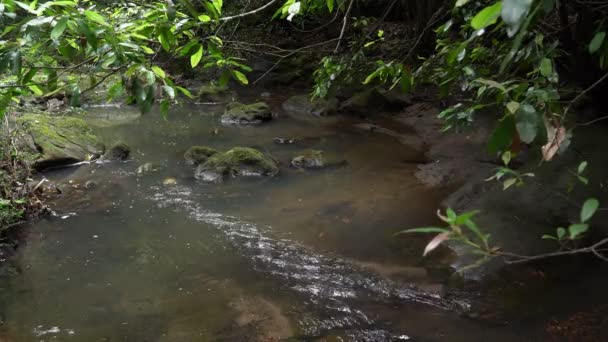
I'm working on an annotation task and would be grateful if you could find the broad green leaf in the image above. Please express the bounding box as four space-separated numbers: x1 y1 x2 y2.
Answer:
471 2 502 30
231 70 248 85
190 44 203 68
395 227 449 235
501 0 532 37
589 31 606 54
488 114 515 153
76 19 97 50
516 104 537 143
540 58 552 77
151 66 166 79
581 198 599 223
141 45 154 54
84 10 108 26
50 17 67 40
568 223 589 239
327 0 334 12
212 0 222 15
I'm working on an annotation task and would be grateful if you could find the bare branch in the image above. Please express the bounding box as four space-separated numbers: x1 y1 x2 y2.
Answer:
219 0 279 22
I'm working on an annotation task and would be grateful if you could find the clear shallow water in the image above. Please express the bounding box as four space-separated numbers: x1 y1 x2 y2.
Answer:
0 98 576 341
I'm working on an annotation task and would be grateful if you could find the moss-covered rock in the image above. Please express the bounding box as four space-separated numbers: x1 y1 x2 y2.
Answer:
196 83 237 103
16 113 105 169
221 102 272 125
290 150 347 169
103 142 131 161
282 95 338 117
194 147 279 182
184 146 218 166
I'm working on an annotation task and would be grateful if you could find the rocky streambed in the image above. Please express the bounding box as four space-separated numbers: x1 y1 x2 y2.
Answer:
2 88 607 341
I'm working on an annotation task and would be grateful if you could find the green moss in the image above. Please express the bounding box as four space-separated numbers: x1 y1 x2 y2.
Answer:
184 146 219 166
203 147 278 176
16 113 104 167
222 102 272 124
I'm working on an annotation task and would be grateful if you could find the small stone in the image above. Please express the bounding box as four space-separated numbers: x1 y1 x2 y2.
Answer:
163 177 177 186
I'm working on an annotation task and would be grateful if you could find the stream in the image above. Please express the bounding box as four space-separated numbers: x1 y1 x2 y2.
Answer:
0 93 587 341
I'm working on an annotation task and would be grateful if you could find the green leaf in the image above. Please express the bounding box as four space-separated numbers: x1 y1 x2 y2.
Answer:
581 198 599 223
488 114 515 154
151 66 166 79
455 0 472 7
395 227 449 235
471 2 503 30
516 104 537 143
51 17 67 40
162 85 175 100
28 84 43 96
578 161 588 174
176 86 194 98
503 178 517 190
198 14 211 22
476 78 506 93
160 99 170 120
84 10 108 26
556 227 566 240
501 0 533 37
589 31 606 54
568 223 589 239
231 70 248 85
25 16 54 27
540 58 552 77
212 0 223 14
506 101 520 114
327 0 334 12
542 235 557 240
190 44 203 68
76 19 97 50
501 151 512 166
454 210 480 225
400 67 413 93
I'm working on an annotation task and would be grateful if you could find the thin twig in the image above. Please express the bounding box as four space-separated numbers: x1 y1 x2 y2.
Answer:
564 71 608 116
334 0 354 54
219 0 279 22
499 237 608 264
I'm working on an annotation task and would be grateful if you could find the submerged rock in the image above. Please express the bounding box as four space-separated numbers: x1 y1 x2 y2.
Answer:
282 95 338 117
16 113 105 169
290 150 347 170
103 142 131 161
195 83 237 103
82 107 141 128
194 147 279 182
136 162 158 175
184 146 218 166
221 102 272 125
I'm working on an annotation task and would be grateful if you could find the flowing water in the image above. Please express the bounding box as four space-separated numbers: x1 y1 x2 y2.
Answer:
0 94 597 341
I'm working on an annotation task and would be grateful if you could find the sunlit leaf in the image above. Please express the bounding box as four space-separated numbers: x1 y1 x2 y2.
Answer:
190 44 203 68
50 17 67 40
471 2 502 30
231 69 248 85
